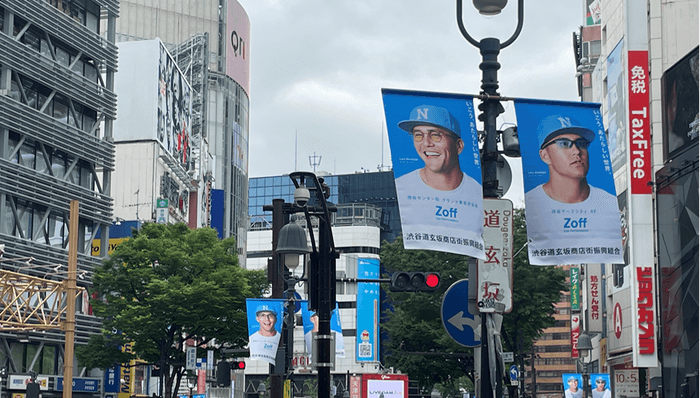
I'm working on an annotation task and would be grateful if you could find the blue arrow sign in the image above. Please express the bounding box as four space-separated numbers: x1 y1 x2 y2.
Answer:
441 279 480 347
510 365 519 381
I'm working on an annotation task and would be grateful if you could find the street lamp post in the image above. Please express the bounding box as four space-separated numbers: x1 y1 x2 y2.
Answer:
577 332 593 398
456 1 524 397
186 372 197 398
273 171 338 398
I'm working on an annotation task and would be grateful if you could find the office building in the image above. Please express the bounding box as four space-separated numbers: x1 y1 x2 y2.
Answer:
573 0 698 396
0 0 118 395
110 0 250 262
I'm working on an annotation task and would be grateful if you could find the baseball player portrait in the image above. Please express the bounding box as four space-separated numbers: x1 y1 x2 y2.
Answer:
515 99 623 266
246 300 283 365
382 89 485 258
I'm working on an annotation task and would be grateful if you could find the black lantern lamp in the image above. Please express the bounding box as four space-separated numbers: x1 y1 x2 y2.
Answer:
472 0 508 15
277 222 310 270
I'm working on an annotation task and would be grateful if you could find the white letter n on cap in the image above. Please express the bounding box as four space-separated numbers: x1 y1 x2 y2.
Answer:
557 116 573 128
417 108 429 120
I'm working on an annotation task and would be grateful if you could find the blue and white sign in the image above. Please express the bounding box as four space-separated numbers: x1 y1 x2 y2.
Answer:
56 377 100 392
514 98 623 265
301 301 345 358
509 365 519 386
246 298 284 365
356 258 380 362
104 367 119 393
382 88 485 258
441 279 480 347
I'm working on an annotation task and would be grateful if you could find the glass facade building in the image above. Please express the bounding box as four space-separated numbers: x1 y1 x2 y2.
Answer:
0 0 118 388
249 170 401 244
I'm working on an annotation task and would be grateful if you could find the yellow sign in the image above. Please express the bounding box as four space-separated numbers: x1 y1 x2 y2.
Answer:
284 380 291 398
13 393 26 398
91 238 129 256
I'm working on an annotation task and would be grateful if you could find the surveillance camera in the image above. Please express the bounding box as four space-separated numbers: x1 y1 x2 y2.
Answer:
294 186 310 207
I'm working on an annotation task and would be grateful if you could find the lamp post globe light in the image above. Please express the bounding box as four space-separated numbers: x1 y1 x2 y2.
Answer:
456 1 524 397
577 332 594 398
268 171 338 398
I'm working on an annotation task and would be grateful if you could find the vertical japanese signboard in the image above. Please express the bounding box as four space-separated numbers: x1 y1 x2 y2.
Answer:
627 49 658 368
586 264 603 333
570 267 580 311
571 314 581 359
628 51 652 195
476 199 513 313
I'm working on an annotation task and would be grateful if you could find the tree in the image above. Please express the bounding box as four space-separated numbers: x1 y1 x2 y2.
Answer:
77 223 267 398
380 208 567 392
501 208 568 369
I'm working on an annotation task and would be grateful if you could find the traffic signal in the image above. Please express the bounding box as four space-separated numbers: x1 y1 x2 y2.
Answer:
389 271 440 292
232 360 246 370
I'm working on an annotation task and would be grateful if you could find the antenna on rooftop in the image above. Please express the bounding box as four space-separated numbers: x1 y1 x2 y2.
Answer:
309 152 322 172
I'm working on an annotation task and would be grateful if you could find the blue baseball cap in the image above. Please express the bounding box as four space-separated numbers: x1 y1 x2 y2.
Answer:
255 304 276 315
537 115 595 149
568 376 578 382
398 105 461 138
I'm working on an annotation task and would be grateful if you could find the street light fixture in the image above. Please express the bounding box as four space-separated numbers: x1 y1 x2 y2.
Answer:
456 1 524 397
186 372 197 398
277 222 310 269
257 381 267 398
577 332 593 398
472 0 508 15
287 171 338 398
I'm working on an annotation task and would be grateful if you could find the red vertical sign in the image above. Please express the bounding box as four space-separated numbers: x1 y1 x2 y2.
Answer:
627 50 651 194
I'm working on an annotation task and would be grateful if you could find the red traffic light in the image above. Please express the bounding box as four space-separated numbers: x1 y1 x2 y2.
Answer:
389 271 440 292
233 361 246 370
425 273 440 289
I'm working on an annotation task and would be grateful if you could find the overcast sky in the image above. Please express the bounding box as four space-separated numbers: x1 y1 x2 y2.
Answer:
237 0 586 206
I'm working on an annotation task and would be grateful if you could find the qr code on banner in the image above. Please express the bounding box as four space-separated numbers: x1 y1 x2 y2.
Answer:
358 342 372 358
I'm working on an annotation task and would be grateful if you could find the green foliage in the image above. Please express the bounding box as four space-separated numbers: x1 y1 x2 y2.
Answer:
380 208 567 392
76 223 267 398
501 208 568 359
380 239 472 389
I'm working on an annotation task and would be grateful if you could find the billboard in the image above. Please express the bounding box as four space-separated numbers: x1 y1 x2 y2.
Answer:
356 258 380 362
661 47 699 160
115 39 193 170
382 88 484 258
226 1 251 96
245 299 284 365
514 99 623 265
606 39 626 173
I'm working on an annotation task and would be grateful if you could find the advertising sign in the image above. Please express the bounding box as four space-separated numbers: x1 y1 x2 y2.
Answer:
570 314 580 359
627 50 652 194
613 369 640 396
226 1 251 96
245 299 284 365
381 88 484 258
589 373 611 398
606 39 627 172
562 373 584 398
104 367 120 393
157 40 192 169
586 264 603 332
156 198 169 224
363 374 408 398
356 258 380 362
514 98 623 265
477 199 513 313
300 301 345 360
570 267 580 311
7 376 49 391
55 377 100 392
661 47 699 159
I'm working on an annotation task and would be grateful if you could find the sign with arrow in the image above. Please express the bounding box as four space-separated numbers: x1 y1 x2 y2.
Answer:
509 365 519 386
441 279 480 347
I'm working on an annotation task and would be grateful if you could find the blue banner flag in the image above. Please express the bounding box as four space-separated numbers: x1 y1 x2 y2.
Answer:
514 99 623 265
382 88 485 258
246 298 284 365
